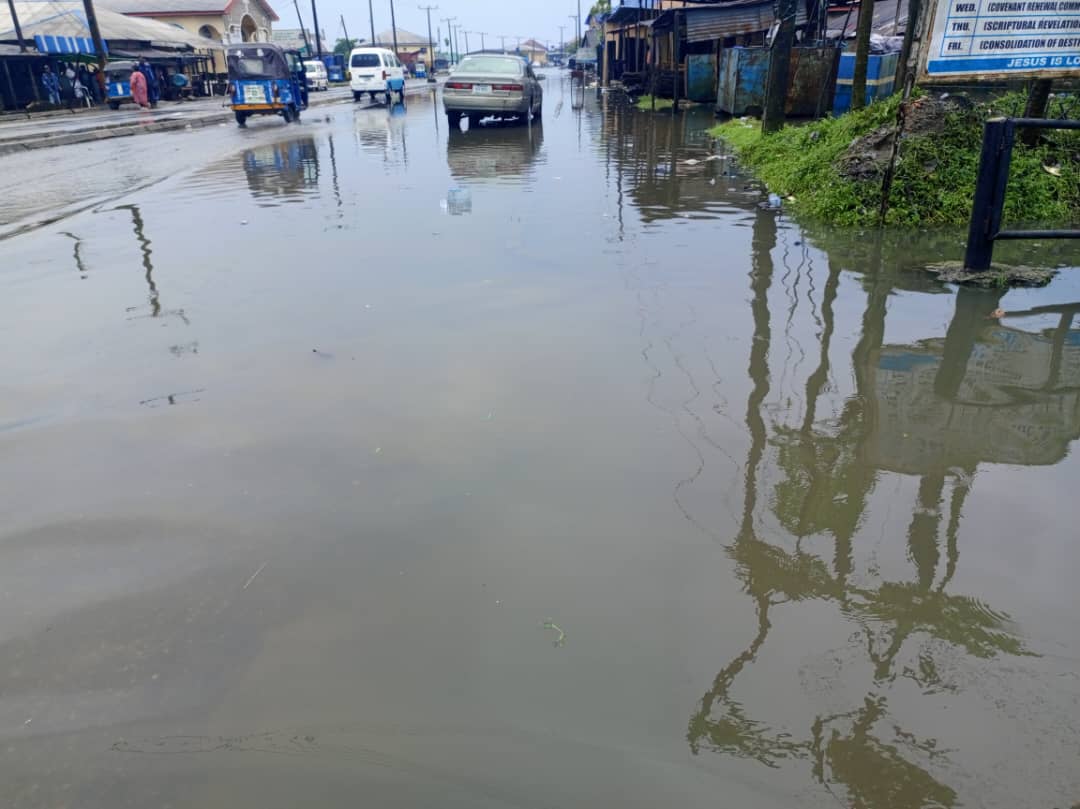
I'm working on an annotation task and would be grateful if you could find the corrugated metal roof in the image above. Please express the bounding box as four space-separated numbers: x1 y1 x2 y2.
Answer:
374 28 429 47
0 2 216 50
655 0 810 41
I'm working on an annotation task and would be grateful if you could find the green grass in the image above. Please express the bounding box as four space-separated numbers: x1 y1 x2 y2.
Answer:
709 92 1080 227
635 94 674 111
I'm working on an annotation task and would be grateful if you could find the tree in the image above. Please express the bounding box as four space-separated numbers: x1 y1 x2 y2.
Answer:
333 38 359 56
589 0 611 15
850 0 877 110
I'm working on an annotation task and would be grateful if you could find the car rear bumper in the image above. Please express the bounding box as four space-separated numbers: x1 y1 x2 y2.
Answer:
443 94 530 115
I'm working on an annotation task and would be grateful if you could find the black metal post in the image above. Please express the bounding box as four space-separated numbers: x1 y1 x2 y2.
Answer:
964 118 1011 271
82 0 108 98
6 0 26 52
368 0 376 45
389 0 399 59
311 0 323 58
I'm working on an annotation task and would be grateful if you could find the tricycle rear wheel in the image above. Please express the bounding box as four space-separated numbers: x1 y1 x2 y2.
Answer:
234 110 248 127
109 101 120 111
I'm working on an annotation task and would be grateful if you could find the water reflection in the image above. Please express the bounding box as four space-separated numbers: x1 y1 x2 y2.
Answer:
675 205 1080 807
446 123 545 183
241 138 320 206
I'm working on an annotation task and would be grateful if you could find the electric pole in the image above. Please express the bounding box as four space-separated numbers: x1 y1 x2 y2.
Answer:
463 30 471 54
341 14 352 51
6 0 26 52
311 0 323 58
419 5 438 81
368 0 376 44
292 0 312 54
478 31 487 52
82 0 108 95
558 24 565 54
762 0 798 131
453 24 460 60
389 0 399 59
568 15 579 50
441 15 456 63
498 34 506 52
577 0 582 42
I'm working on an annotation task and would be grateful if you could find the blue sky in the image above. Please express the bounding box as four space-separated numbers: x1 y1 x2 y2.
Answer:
277 0 586 50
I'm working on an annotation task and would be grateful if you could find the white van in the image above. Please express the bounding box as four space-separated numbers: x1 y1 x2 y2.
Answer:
349 47 406 103
303 60 329 91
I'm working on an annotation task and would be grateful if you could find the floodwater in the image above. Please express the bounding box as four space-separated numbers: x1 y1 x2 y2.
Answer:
2 77 1080 809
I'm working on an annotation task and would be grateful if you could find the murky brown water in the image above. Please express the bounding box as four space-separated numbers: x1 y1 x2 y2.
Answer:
2 78 1080 809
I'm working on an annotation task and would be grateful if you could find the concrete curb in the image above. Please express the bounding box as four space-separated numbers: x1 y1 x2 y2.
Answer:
0 83 439 156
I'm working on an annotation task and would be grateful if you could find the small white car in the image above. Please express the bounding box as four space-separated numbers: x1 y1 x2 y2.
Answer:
303 60 329 91
349 47 406 103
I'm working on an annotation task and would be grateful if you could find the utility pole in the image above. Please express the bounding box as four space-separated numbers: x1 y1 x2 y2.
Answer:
292 0 312 54
368 0 376 45
6 0 26 52
82 0 108 96
761 0 797 132
498 34 506 52
441 15 456 63
568 15 579 49
463 30 471 54
558 24 565 54
577 0 582 42
850 0 877 110
311 0 323 58
340 14 352 51
419 4 438 81
478 31 487 52
389 0 399 59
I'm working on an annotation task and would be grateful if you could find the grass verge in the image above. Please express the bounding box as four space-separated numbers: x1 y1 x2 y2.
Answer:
635 95 674 111
709 92 1080 227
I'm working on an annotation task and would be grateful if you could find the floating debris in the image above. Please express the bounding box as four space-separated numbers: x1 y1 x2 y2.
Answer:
542 619 566 647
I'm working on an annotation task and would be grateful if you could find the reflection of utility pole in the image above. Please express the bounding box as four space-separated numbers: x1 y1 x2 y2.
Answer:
419 4 438 80
441 16 456 63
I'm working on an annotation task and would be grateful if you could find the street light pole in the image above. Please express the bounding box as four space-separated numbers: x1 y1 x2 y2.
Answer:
441 15 456 64
419 5 438 81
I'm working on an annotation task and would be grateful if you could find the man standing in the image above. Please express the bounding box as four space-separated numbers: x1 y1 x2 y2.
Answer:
41 64 61 105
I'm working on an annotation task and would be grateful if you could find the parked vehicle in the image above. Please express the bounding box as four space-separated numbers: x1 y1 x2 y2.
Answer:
104 60 137 110
321 53 346 82
349 47 406 104
228 43 309 127
304 60 329 91
443 54 542 127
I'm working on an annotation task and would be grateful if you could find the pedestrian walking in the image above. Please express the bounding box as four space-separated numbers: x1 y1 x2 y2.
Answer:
40 64 61 105
130 67 150 109
139 60 160 107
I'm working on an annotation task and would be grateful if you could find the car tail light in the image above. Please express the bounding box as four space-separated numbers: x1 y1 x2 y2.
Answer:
382 70 388 80
492 83 523 92
446 82 473 90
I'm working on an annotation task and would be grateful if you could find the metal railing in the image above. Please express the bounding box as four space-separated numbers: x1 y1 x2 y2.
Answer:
964 117 1080 271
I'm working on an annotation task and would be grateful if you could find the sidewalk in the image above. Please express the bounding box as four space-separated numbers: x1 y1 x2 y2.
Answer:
0 79 441 156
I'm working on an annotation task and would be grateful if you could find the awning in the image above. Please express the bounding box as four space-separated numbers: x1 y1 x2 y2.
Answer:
34 33 104 54
654 0 809 41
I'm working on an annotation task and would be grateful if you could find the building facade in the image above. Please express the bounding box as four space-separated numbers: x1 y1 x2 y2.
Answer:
101 0 279 45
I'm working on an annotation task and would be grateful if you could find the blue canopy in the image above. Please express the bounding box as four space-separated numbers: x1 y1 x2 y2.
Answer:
34 34 105 55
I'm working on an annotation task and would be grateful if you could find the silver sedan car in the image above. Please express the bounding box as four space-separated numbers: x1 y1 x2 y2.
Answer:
443 55 542 127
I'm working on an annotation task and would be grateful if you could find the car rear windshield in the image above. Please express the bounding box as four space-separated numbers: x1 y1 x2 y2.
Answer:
456 57 522 76
351 54 381 68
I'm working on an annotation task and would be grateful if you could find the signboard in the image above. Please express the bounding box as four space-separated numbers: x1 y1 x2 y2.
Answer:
922 0 1080 80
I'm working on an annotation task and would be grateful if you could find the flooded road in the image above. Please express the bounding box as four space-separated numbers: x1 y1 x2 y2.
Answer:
2 76 1080 809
